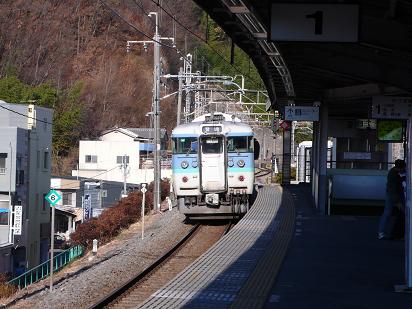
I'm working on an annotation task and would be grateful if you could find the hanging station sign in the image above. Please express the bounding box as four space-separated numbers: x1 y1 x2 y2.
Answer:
372 96 412 119
284 106 319 121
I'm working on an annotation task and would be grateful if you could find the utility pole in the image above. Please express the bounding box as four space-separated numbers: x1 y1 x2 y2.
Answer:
153 11 161 212
177 67 183 126
184 54 192 123
126 11 174 212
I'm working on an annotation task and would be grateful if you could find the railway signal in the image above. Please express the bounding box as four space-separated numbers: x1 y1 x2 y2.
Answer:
280 120 291 130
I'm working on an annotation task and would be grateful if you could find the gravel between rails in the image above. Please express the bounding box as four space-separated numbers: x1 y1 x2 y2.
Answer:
6 209 191 309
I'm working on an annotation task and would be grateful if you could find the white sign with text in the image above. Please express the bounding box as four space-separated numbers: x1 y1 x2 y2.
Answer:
270 3 359 42
13 205 22 235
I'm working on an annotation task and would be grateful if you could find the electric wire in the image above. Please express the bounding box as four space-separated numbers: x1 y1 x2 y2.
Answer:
100 0 191 64
57 165 123 190
149 0 263 86
0 103 53 125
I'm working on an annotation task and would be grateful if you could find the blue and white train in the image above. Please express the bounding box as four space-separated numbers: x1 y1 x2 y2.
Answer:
171 113 258 219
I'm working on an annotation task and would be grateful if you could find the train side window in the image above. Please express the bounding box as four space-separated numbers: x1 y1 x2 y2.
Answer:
173 137 198 154
227 136 252 153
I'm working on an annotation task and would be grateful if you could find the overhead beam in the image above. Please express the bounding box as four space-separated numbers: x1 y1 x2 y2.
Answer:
228 5 250 14
284 45 412 93
360 16 412 53
324 83 406 100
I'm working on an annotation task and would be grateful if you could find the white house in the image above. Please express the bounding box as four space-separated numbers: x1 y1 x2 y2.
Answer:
72 127 172 185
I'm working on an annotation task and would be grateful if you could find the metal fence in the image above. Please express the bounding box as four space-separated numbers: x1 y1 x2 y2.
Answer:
7 245 84 289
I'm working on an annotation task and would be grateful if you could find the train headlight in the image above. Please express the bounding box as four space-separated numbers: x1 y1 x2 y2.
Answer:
237 160 245 167
192 161 198 168
182 176 189 183
181 161 189 169
239 175 245 182
228 160 234 167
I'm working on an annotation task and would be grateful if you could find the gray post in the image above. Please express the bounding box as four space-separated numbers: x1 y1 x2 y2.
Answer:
49 206 55 292
318 103 328 215
122 154 128 196
141 185 146 239
92 239 98 255
282 123 292 185
404 119 412 288
312 122 320 206
394 117 412 292
153 12 161 212
407 119 412 288
177 67 183 126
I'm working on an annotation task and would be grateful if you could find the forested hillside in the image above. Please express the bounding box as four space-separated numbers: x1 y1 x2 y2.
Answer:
0 0 263 175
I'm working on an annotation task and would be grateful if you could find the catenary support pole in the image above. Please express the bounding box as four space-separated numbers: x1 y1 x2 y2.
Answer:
153 12 161 212
177 67 183 126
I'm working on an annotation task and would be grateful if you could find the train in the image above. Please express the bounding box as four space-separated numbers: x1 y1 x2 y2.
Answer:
171 113 259 219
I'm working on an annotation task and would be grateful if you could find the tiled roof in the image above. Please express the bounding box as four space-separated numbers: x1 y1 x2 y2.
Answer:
125 128 167 139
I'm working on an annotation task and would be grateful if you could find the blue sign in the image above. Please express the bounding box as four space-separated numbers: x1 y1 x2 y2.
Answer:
45 190 61 206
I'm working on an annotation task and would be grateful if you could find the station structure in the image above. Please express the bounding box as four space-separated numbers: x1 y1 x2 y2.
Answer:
191 0 412 292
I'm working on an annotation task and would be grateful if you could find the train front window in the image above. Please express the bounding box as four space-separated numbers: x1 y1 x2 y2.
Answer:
202 137 223 154
173 137 198 154
227 136 253 153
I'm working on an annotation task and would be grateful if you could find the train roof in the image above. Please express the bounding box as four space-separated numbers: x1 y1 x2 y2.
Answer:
172 113 253 137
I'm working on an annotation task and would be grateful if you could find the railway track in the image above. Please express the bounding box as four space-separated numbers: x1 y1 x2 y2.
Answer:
255 167 272 178
90 222 232 309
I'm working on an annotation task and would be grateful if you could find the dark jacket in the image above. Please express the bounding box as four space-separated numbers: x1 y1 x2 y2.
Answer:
387 167 405 203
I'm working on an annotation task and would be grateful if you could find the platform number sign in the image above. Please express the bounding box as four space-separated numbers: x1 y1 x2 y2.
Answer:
270 4 359 42
45 190 61 206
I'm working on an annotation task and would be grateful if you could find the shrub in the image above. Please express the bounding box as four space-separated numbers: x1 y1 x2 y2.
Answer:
0 273 11 283
0 283 17 298
70 179 170 249
160 179 170 200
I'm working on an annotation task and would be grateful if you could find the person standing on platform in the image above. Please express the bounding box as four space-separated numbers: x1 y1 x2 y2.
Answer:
378 159 406 240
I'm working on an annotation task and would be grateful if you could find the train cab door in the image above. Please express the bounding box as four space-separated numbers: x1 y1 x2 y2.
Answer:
200 135 226 192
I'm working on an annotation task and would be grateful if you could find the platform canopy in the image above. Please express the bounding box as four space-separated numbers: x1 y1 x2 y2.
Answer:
193 0 412 118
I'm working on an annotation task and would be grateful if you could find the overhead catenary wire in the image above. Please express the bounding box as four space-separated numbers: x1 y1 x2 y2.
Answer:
57 165 124 190
100 0 192 64
148 0 263 86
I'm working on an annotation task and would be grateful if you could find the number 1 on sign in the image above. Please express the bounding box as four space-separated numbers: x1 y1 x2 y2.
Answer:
306 10 323 35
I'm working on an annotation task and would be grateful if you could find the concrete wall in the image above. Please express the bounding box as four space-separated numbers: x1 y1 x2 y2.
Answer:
0 102 53 272
72 168 172 185
78 140 141 175
0 128 18 192
26 106 53 267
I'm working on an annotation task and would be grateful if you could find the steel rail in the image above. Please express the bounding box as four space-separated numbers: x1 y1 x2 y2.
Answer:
89 224 200 309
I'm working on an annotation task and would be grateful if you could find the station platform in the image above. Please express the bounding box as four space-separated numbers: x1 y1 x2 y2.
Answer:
139 184 411 308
